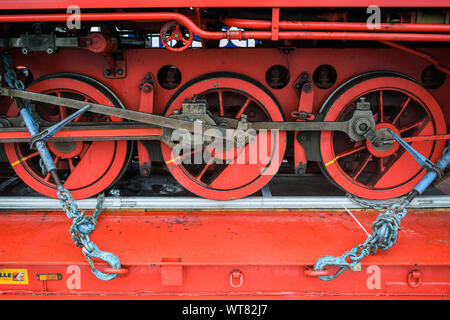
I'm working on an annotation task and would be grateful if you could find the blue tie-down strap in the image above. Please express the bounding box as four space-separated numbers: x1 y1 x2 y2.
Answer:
413 146 450 195
387 130 450 194
82 242 122 281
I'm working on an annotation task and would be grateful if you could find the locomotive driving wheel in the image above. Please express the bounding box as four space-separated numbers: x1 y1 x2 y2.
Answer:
4 73 132 199
161 73 287 200
319 72 446 200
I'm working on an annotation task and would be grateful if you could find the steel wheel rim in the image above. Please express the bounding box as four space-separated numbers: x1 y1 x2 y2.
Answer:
161 74 286 200
320 75 446 199
4 75 131 199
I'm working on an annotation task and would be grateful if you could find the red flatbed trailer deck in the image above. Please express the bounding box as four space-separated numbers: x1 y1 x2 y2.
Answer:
0 208 448 299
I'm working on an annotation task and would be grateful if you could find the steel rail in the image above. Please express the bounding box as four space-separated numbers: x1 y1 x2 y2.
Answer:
0 195 447 210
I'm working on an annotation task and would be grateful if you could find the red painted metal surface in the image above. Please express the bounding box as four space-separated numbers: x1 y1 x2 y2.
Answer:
0 0 449 10
223 18 450 32
3 46 449 200
1 12 450 43
0 209 448 298
381 41 450 75
8 48 450 124
223 18 450 33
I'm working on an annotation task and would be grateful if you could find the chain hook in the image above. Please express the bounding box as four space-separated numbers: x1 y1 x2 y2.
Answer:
82 242 122 281
313 251 360 281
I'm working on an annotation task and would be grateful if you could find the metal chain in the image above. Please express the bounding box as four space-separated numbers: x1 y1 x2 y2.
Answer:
1 53 25 91
346 192 407 211
314 199 408 281
1 52 121 281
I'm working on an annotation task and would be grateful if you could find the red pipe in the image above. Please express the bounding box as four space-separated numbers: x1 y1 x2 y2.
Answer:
0 12 226 40
223 17 450 33
381 41 450 75
1 12 450 42
243 31 450 42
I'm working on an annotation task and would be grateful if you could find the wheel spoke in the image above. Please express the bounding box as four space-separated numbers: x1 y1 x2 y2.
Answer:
195 157 215 181
392 97 411 125
73 97 90 122
59 106 67 120
235 98 251 119
169 145 206 166
181 32 190 44
336 144 367 160
218 91 225 116
22 151 40 162
399 117 428 134
378 90 384 123
351 154 372 180
378 157 384 172
68 158 76 172
56 92 67 121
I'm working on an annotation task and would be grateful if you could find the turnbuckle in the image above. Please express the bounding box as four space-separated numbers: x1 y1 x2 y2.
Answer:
29 104 91 149
387 129 444 178
387 129 450 195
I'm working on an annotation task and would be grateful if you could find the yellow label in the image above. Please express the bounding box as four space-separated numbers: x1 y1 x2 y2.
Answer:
0 269 29 285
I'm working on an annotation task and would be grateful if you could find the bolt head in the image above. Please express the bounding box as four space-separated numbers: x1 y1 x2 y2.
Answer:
359 123 368 132
303 83 313 93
